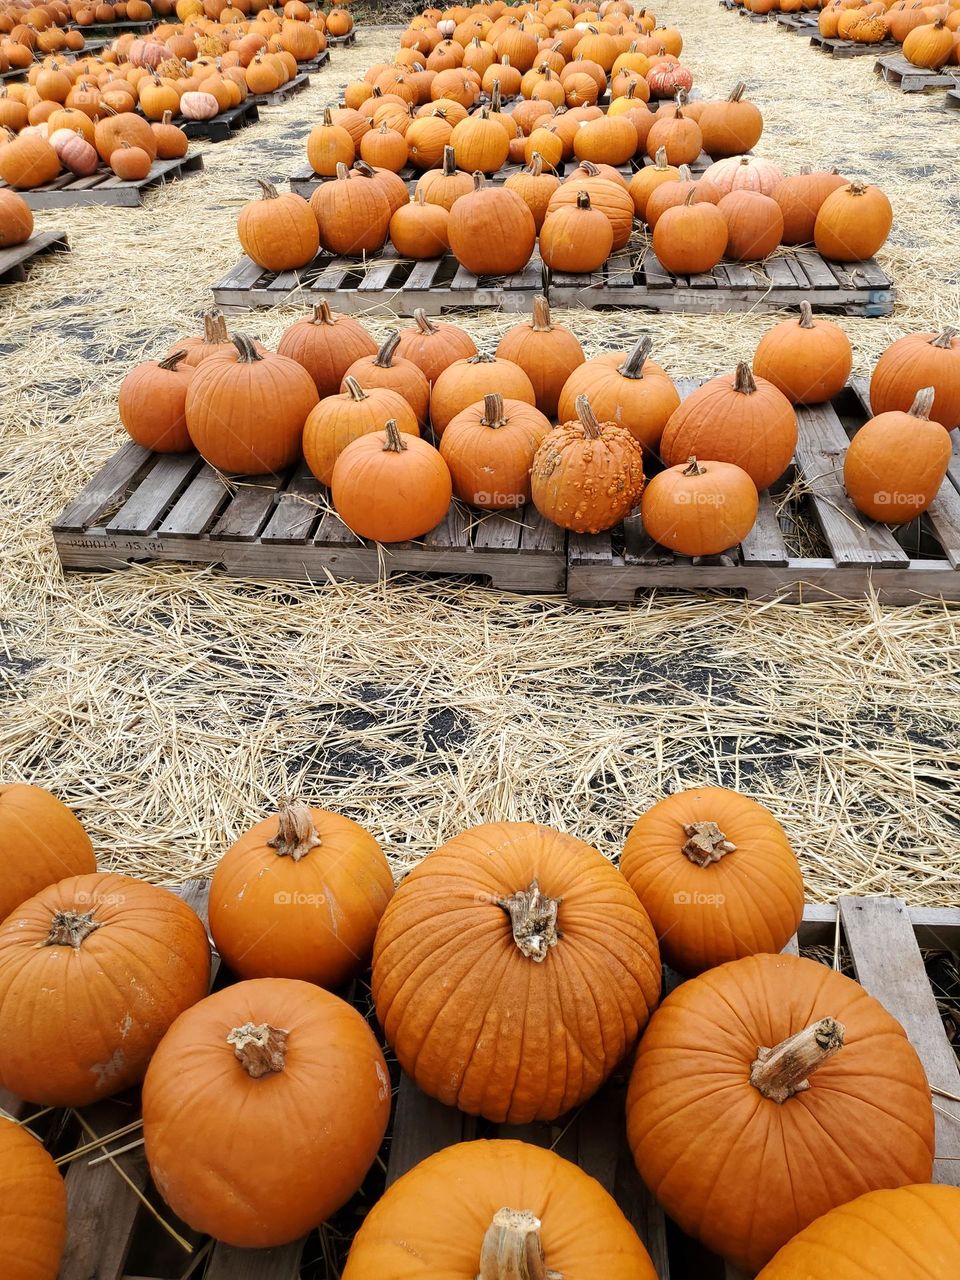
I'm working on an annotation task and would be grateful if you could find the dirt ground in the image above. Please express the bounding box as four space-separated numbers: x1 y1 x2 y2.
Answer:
2 2 960 905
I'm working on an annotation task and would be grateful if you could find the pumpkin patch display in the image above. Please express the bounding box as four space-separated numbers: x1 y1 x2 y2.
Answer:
0 1117 67 1280
142 978 390 1248
756 1185 960 1280
331 421 453 543
0 873 210 1106
341 1140 659 1280
641 458 759 556
843 388 951 524
627 953 936 1274
0 782 95 926
208 799 394 988
753 303 853 405
372 820 661 1123
621 786 803 972
869 328 960 429
660 363 798 491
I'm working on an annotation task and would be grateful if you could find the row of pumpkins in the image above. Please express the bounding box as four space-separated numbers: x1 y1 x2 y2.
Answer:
0 778 958 1278
737 0 960 64
116 298 960 551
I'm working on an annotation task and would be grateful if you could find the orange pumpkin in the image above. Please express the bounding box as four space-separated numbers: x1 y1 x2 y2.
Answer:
0 782 95 924
276 301 377 400
303 376 419 486
843 388 951 524
331 420 452 543
0 1117 67 1280
753 302 853 405
869 327 960 429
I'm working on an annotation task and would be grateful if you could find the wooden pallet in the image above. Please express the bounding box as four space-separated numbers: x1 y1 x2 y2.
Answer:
874 52 960 91
69 16 154 33
0 154 202 208
0 229 68 284
299 49 330 73
946 88 960 108
326 29 357 44
52 451 567 592
775 12 820 32
249 72 311 107
567 379 960 605
2 892 954 1280
810 31 897 56
212 238 893 317
173 102 259 141
0 64 27 82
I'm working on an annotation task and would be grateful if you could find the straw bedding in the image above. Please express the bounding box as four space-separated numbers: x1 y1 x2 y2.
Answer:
2 1 960 907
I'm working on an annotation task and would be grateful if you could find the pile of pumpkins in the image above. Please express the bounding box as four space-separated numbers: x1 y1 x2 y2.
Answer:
1 777 959 1280
117 300 960 556
735 0 960 64
0 55 191 186
0 2 90 71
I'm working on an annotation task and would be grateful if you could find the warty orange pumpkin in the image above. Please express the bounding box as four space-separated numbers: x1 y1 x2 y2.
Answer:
276 301 377 400
185 334 318 475
0 873 210 1106
331 420 452 542
0 1116 67 1280
869 327 960 429
753 302 853 405
142 978 390 1248
621 785 803 973
0 782 96 927
756 1184 960 1279
341 1140 659 1280
627 953 935 1274
843 387 951 524
660 362 797 491
208 799 394 987
372 821 661 1123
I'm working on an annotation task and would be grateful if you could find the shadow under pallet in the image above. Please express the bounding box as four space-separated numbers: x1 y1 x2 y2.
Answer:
0 229 68 284
52 382 960 605
2 892 956 1279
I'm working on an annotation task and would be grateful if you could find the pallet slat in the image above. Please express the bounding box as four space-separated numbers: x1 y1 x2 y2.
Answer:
0 229 69 283
386 1074 464 1186
53 441 153 531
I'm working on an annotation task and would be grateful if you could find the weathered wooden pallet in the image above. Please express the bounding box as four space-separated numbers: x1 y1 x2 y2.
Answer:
740 7 772 22
810 32 897 56
946 88 960 108
0 64 27 82
249 72 311 107
567 379 960 605
0 154 202 208
69 16 154 33
775 11 820 32
52 451 567 592
874 52 960 91
173 101 259 141
299 49 330 73
0 229 69 284
326 29 357 45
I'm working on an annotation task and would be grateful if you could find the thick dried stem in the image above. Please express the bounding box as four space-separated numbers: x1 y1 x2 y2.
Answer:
476 1209 563 1280
267 799 321 862
373 330 401 368
575 189 592 210
931 329 957 348
228 1022 289 1078
491 81 502 114
383 419 406 453
619 335 653 380
751 1018 844 1104
414 308 438 335
158 350 188 371
257 178 279 200
733 361 757 395
231 334 262 364
439 145 455 176
472 170 486 191
335 160 350 181
575 395 603 439
728 81 746 102
531 296 552 332
653 145 669 170
468 352 497 364
343 375 367 402
45 910 102 948
311 300 335 326
323 105 334 126
847 180 867 196
908 387 936 420
798 301 815 329
678 164 692 182
203 309 228 344
527 151 544 178
683 456 706 476
681 821 737 867
497 880 561 962
481 393 506 428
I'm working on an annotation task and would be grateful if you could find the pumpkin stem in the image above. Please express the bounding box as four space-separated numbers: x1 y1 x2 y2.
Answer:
44 910 102 948
797 301 815 330
579 160 600 177
335 160 350 180
619 336 653 380
158 349 188 371
467 352 497 364
575 394 604 439
476 1208 564 1280
161 109 174 125
733 361 757 395
653 145 668 171
231 334 263 364
227 1022 289 1078
343 375 367 402
203 309 229 344
497 880 561 963
681 821 737 867
481 393 506 428
257 178 279 200
846 181 867 196
527 151 544 178
491 81 502 113
311 300 335 326
575 189 592 210
267 798 321 862
531 296 553 332
678 164 692 181
683 456 707 477
908 387 936 421
471 170 486 191
373 330 401 368
799 164 812 175
728 81 746 102
382 419 407 453
931 329 957 349
323 105 334 125
750 1018 845 1104
441 144 457 177
413 308 438 335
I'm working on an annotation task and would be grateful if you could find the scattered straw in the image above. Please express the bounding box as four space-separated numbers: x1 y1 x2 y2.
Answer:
2 8 960 910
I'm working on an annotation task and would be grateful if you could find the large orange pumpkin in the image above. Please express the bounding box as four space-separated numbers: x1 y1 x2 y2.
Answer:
757 1184 960 1279
331 421 452 542
814 181 893 262
0 782 96 924
208 799 394 987
276 301 377 400
641 458 759 556
869 327 960 430
0 1117 67 1280
143 978 390 1247
341 1140 659 1280
372 820 661 1124
0 874 210 1106
627 953 935 1274
621 786 804 973
447 172 537 274
753 302 853 405
495 296 585 418
843 388 951 524
556 336 680 453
